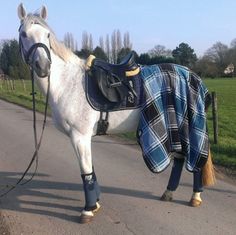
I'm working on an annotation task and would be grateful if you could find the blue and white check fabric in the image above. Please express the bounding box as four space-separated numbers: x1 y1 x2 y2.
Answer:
137 64 211 173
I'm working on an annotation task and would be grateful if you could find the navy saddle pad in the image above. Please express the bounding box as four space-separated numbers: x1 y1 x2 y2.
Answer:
85 53 144 112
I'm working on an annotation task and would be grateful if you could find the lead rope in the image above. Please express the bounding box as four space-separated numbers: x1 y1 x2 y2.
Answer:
0 46 51 197
20 68 50 186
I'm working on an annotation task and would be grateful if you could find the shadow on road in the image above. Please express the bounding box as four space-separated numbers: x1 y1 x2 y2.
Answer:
1 171 235 223
180 182 236 194
0 171 158 223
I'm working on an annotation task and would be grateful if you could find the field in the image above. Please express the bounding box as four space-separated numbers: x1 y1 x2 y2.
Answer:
204 78 236 170
0 79 48 113
0 78 236 170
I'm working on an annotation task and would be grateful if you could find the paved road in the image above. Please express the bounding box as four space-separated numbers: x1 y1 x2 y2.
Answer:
0 99 236 235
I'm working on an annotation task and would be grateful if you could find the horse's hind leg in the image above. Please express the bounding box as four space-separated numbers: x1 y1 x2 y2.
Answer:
160 157 184 201
161 156 203 207
189 170 203 207
70 130 100 223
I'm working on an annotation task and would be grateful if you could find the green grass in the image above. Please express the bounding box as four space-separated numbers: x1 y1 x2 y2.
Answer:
204 78 236 169
0 79 48 113
1 78 236 169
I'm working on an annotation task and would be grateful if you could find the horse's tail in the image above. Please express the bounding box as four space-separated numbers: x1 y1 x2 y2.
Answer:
202 148 216 186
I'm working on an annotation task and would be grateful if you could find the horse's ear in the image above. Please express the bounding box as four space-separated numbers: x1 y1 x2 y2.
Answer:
40 5 48 20
17 3 27 21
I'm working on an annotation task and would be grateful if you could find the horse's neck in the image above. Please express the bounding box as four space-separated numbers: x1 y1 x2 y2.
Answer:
35 51 85 103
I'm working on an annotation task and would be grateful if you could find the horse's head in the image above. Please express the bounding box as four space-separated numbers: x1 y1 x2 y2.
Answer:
17 3 51 78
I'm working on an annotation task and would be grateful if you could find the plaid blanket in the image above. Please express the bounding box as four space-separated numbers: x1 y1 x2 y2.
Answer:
137 64 211 173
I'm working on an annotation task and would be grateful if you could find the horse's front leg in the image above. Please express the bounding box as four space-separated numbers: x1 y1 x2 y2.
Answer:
70 130 100 223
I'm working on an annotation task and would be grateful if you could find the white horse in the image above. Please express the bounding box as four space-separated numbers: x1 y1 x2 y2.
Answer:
17 4 214 223
17 4 141 223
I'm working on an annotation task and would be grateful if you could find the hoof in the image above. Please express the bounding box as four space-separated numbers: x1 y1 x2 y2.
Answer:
79 202 101 224
189 198 202 207
160 190 173 201
79 212 94 224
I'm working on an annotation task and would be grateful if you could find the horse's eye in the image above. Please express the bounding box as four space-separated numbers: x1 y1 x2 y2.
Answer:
47 33 50 38
21 31 27 38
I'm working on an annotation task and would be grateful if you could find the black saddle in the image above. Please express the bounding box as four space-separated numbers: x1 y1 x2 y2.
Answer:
85 52 143 112
87 52 140 103
93 51 139 75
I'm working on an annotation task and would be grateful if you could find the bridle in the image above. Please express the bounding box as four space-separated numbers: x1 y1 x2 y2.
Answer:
18 22 52 73
0 26 52 197
20 41 52 71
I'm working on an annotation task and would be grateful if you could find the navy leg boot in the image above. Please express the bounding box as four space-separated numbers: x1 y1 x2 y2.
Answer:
81 171 100 211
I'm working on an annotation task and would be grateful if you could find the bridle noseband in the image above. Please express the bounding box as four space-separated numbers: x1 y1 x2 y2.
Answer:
25 42 51 66
19 36 52 77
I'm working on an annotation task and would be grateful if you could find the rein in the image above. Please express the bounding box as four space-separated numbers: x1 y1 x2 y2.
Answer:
0 43 51 197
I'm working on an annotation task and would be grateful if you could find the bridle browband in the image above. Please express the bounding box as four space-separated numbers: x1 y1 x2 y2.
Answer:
0 29 52 197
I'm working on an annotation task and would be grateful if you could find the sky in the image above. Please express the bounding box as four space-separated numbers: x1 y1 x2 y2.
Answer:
1 0 236 57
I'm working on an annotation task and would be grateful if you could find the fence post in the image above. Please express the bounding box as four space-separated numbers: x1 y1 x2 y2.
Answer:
212 92 218 144
22 79 26 92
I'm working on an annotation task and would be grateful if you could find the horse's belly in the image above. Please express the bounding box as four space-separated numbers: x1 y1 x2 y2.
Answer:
106 109 140 134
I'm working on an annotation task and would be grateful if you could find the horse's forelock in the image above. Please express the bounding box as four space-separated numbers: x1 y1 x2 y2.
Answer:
22 14 51 32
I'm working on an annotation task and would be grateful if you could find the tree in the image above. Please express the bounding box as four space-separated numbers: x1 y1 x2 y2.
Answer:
81 31 89 50
137 53 151 65
136 52 175 65
64 32 77 51
204 42 228 76
75 48 91 59
105 34 110 62
103 30 133 63
194 56 218 78
116 30 122 54
117 47 132 63
226 48 236 72
123 32 132 49
149 45 172 57
111 29 123 63
92 46 107 61
111 30 118 63
82 31 89 51
205 42 228 63
81 31 93 54
150 56 175 64
0 41 10 74
230 38 236 48
99 36 105 52
18 58 30 80
89 34 93 52
172 42 197 68
0 39 30 80
9 65 19 80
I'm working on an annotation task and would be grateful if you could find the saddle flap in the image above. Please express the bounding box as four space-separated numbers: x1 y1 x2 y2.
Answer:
94 67 128 103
